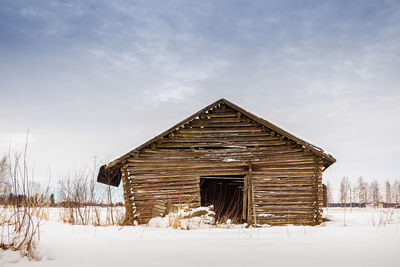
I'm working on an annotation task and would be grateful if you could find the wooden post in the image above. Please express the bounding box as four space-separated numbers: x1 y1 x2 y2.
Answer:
246 173 251 226
246 165 256 226
249 165 257 226
243 174 248 222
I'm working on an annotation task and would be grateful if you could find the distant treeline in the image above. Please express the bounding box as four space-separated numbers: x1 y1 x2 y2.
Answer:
325 177 400 208
0 193 123 207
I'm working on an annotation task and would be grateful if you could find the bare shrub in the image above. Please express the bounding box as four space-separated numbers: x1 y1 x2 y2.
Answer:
58 167 96 225
0 139 48 259
58 159 122 226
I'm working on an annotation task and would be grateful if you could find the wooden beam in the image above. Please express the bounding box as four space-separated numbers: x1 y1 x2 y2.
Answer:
250 165 257 226
243 174 248 221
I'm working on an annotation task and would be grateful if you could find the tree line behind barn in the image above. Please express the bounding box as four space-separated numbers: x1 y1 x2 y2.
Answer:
324 177 400 208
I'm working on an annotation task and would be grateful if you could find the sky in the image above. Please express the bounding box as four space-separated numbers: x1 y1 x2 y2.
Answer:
1 0 400 196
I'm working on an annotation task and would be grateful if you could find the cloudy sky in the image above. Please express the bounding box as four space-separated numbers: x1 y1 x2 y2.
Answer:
1 0 399 192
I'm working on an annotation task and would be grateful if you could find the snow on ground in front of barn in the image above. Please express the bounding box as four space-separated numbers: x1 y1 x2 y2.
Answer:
1 208 400 267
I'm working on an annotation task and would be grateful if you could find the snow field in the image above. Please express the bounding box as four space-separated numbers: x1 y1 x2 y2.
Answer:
1 208 400 267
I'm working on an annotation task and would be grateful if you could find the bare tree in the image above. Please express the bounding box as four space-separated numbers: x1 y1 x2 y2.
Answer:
362 181 368 207
370 180 380 208
326 181 333 207
0 155 10 199
398 180 400 205
0 155 7 177
356 177 366 207
385 181 392 206
340 176 350 208
394 180 400 205
350 185 357 209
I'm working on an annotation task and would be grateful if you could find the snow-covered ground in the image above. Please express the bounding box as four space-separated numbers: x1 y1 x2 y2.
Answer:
1 208 400 267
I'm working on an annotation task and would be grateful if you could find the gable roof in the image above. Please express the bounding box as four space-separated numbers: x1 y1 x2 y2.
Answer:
105 98 336 171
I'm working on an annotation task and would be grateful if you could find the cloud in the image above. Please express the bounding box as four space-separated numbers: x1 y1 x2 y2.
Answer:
0 0 400 188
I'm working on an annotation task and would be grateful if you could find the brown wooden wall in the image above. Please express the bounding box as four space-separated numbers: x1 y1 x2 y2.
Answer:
121 104 324 225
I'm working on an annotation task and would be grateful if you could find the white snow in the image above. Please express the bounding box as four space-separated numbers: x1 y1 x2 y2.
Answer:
148 206 216 229
1 208 400 267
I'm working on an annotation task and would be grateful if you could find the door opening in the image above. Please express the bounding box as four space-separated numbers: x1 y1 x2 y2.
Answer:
200 175 245 224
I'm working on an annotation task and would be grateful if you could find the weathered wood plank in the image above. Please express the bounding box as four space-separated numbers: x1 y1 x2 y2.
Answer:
155 140 288 148
177 127 265 134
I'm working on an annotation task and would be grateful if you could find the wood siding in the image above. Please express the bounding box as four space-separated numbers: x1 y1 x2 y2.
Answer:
123 104 324 225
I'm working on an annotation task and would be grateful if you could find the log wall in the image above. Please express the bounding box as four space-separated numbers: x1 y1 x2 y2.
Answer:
123 104 324 225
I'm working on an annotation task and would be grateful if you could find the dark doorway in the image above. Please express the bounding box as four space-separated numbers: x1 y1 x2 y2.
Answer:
200 175 245 224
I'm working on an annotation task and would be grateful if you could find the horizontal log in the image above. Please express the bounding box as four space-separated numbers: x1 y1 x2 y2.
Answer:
204 113 236 118
161 136 278 143
205 108 236 116
254 191 314 197
252 170 315 175
128 154 315 166
253 186 313 192
134 198 201 206
252 176 314 181
128 174 199 180
252 181 314 187
129 164 247 172
136 149 312 160
133 189 199 197
139 146 305 155
132 184 199 192
155 140 287 148
130 179 200 186
128 167 248 176
127 158 314 167
254 195 315 201
190 121 255 128
193 117 239 123
134 193 200 202
129 172 314 179
252 175 315 180
254 207 314 212
177 127 264 134
172 132 270 138
256 214 313 219
254 209 313 215
130 180 200 189
207 109 235 114
254 201 314 207
128 161 315 170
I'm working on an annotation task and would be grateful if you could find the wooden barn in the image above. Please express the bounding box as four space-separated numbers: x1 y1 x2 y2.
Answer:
98 98 335 226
